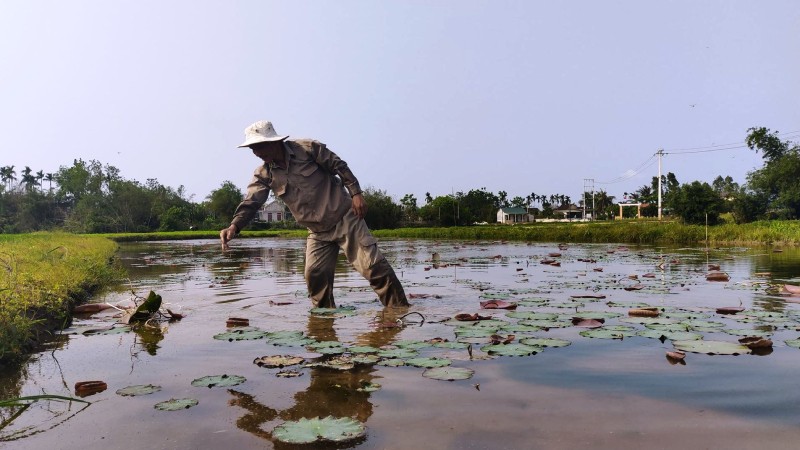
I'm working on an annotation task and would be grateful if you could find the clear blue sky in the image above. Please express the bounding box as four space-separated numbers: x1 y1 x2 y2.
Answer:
1 1 798 205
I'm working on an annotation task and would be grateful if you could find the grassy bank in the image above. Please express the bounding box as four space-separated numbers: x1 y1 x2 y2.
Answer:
93 220 800 246
373 220 800 246
0 233 119 362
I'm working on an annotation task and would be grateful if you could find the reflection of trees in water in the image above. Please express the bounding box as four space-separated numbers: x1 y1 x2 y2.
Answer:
229 312 404 445
0 361 26 426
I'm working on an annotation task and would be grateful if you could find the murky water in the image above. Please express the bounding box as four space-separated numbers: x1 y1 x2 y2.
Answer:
3 238 800 449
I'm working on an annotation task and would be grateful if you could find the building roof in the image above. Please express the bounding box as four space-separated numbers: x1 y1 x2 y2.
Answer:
499 207 529 214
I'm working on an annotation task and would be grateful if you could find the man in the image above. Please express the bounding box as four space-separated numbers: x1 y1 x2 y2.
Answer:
220 120 409 308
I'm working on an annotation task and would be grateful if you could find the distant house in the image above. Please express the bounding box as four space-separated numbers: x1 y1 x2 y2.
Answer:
497 207 531 224
554 203 583 220
258 200 293 223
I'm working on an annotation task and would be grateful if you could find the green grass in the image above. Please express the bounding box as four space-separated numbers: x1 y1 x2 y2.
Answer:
0 233 119 362
97 229 307 242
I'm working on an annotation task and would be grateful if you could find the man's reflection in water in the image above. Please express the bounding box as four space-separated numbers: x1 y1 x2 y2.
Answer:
228 310 405 442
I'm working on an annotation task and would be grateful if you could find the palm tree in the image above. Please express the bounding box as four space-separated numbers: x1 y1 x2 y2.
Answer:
36 170 44 193
1 165 16 191
20 166 37 192
44 172 55 194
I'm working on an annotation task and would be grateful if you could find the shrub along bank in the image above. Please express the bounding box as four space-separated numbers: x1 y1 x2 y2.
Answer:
0 233 119 362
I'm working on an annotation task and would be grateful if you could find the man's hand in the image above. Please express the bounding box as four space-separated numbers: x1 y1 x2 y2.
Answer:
220 225 237 251
352 193 368 219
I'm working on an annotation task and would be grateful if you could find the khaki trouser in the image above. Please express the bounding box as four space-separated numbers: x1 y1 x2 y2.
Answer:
305 210 409 308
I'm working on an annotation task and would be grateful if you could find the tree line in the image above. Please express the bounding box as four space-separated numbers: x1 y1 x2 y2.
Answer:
1 126 797 233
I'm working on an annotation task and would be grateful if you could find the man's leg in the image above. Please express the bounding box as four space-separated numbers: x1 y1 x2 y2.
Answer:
339 212 409 307
304 237 340 308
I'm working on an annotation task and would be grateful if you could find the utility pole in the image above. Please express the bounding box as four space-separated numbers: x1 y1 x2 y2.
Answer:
657 149 664 220
583 178 595 220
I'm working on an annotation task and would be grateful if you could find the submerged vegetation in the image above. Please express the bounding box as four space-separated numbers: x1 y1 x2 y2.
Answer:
0 233 119 362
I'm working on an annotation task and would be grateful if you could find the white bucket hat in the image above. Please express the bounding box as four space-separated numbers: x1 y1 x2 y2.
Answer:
238 120 288 147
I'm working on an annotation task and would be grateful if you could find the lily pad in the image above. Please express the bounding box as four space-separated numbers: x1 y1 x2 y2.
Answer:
454 327 498 338
672 340 750 355
154 398 199 411
272 416 366 444
518 337 571 348
394 340 431 350
310 306 357 317
723 329 772 338
347 345 379 354
404 357 452 368
481 343 540 356
422 366 475 381
116 384 162 397
305 356 356 371
376 358 406 367
572 311 622 320
377 348 418 359
191 374 246 388
352 354 381 364
579 327 637 339
506 311 558 320
433 341 470 349
518 319 572 328
784 338 800 348
213 327 269 341
500 324 543 333
637 329 703 342
254 355 305 368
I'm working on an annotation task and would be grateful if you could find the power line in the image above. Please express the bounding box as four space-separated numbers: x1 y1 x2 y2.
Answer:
664 129 800 152
597 155 657 184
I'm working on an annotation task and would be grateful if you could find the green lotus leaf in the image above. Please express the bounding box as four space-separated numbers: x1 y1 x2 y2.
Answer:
312 346 346 355
213 328 269 341
517 298 550 306
683 320 725 329
672 340 750 355
266 330 305 339
662 310 708 320
636 329 703 341
500 324 543 333
272 416 366 444
506 311 558 320
548 302 585 309
518 319 572 328
433 341 470 349
571 311 622 320
253 355 305 368
191 374 246 388
154 398 198 411
454 327 498 338
376 358 406 367
305 356 356 371
470 319 511 328
619 317 678 326
394 340 431 349
268 335 317 347
95 326 132 335
480 292 512 299
606 301 653 308
352 354 380 364
404 357 452 368
519 337 571 348
347 345 379 354
481 343 540 356
645 323 690 332
377 348 418 359
784 338 800 348
308 340 343 349
744 310 789 319
579 327 637 339
309 306 357 317
422 366 475 381
722 329 772 338
116 384 162 397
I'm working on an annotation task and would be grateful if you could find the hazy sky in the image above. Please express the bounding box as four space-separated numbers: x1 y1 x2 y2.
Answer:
1 1 798 206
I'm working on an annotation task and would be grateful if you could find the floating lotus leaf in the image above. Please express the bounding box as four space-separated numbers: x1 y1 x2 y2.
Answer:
519 337 571 348
548 302 585 309
306 356 355 371
309 306 357 317
506 311 558 320
433 341 470 349
272 416 366 444
619 317 678 326
351 354 380 364
745 310 789 320
116 384 162 397
672 340 750 355
276 370 304 378
377 348 418 359
154 398 199 411
683 320 725 331
662 310 708 320
784 338 800 348
518 319 572 328
266 332 316 346
481 343 540 356
214 327 269 341
723 329 772 338
479 292 512 300
376 358 406 367
356 381 381 392
254 355 305 368
191 374 246 388
313 346 346 355
454 327 498 338
130 291 162 322
606 301 653 308
347 345 379 354
579 327 637 339
308 340 343 349
394 340 431 350
423 366 475 381
645 323 690 332
470 319 510 328
637 329 703 341
404 357 452 368
95 326 132 335
500 324 543 333
517 298 550 306
572 311 622 320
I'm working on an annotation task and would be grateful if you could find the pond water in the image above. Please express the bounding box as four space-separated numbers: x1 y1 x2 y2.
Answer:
3 238 800 449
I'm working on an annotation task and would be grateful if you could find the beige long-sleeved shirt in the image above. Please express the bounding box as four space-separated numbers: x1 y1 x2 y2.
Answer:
230 139 363 233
